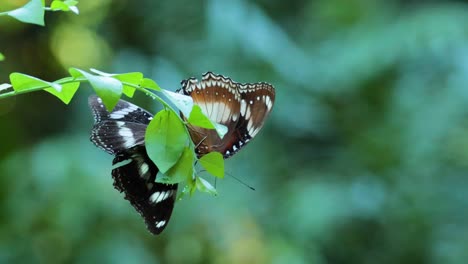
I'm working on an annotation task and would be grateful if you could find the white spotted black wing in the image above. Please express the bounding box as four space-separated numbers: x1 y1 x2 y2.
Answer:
88 95 178 235
89 95 152 155
112 146 177 234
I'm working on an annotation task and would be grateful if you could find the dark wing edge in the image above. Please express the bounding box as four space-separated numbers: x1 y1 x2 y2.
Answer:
88 95 154 155
88 95 154 125
223 82 275 158
90 121 148 155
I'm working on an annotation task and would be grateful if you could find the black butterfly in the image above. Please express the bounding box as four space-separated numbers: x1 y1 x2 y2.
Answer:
89 72 275 235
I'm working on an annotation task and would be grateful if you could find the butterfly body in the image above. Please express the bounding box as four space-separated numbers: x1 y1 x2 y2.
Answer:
89 72 275 235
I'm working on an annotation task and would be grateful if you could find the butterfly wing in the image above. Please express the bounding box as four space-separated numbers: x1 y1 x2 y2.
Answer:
90 121 148 155
230 82 275 156
89 95 153 155
179 73 240 157
112 146 178 234
89 95 154 124
88 95 178 235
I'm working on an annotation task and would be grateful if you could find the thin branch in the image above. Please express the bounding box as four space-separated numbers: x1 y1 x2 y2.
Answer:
0 77 86 99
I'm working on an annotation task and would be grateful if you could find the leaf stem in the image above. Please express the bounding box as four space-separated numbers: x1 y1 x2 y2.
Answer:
0 76 172 114
0 77 86 100
132 85 173 110
0 75 196 149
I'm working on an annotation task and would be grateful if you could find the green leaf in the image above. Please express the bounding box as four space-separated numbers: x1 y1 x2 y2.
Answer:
189 180 198 196
68 6 79 14
88 68 113 76
113 72 143 84
145 109 188 173
158 147 195 184
70 68 122 111
178 179 197 200
0 53 4 61
196 177 218 196
199 152 224 178
188 105 215 129
68 67 83 78
8 0 45 26
44 79 80 104
51 0 78 14
122 85 135 98
113 72 143 98
187 105 228 138
50 1 69 11
89 69 142 98
10 73 61 92
90 68 143 84
141 78 161 91
162 89 193 117
178 186 188 201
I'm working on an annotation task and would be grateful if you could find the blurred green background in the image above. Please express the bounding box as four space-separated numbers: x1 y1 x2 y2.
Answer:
2 0 468 263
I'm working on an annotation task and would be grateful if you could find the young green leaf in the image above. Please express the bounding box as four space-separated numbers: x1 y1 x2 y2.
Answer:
45 81 80 104
113 72 143 98
187 105 228 138
178 179 197 200
157 147 195 184
178 186 188 201
89 68 111 76
145 109 188 173
50 1 69 11
0 53 4 61
196 177 218 196
188 105 215 129
8 0 45 26
70 68 122 111
89 68 143 85
199 152 224 178
68 68 83 78
10 73 61 92
68 5 79 14
162 89 193 117
141 78 161 91
122 85 136 98
89 69 142 98
113 72 144 85
50 0 79 14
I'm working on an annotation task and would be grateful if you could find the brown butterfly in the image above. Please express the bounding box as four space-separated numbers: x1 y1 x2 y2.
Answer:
178 72 275 158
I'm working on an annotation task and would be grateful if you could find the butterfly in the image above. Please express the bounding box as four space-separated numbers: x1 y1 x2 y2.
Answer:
88 72 275 234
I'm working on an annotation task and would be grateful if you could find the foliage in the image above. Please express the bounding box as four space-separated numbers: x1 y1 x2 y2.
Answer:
2 67 225 194
0 1 225 195
0 0 78 26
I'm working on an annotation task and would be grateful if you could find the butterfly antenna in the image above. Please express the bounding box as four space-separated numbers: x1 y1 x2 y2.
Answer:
195 136 208 149
199 169 255 191
228 172 256 191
